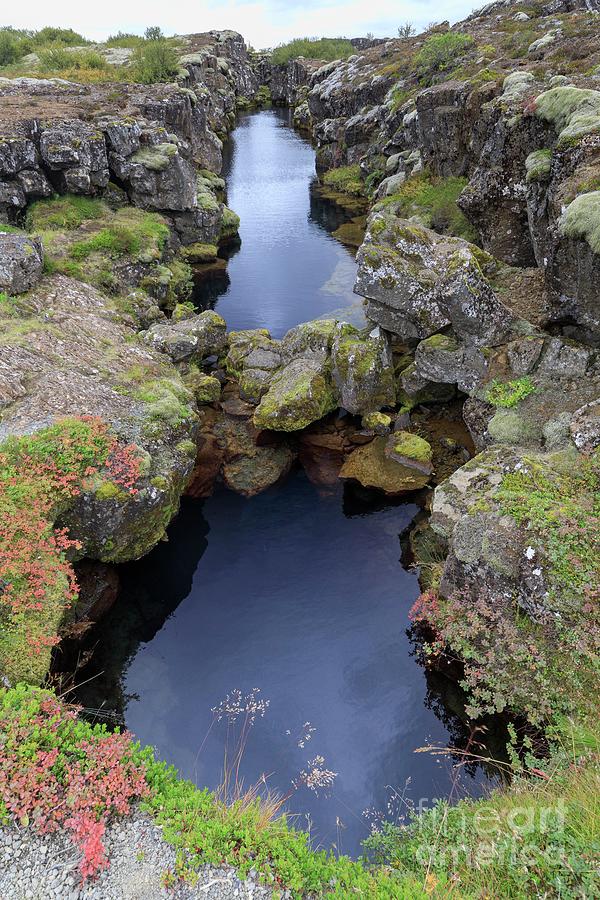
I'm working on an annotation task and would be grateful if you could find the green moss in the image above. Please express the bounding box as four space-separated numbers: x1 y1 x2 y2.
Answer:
362 411 392 430
0 222 24 234
175 439 197 457
559 191 600 254
220 206 240 240
255 84 271 106
150 475 169 490
321 165 364 198
525 148 552 183
131 142 178 172
94 479 130 502
486 376 536 408
533 86 600 145
389 431 433 464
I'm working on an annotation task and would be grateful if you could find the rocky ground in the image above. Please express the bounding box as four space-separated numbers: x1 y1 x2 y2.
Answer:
0 810 273 900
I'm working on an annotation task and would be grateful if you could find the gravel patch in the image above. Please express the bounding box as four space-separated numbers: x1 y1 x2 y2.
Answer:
0 809 274 899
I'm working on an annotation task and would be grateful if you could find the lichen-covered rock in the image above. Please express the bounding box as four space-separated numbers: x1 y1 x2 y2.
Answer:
253 358 337 431
280 319 336 363
0 233 43 294
226 329 282 403
183 370 222 404
340 435 430 494
355 210 515 345
331 323 395 415
143 310 227 363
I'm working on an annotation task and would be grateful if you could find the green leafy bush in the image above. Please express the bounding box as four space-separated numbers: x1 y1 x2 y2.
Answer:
271 37 355 66
415 31 475 84
132 36 179 84
38 47 107 72
33 26 89 46
106 31 144 48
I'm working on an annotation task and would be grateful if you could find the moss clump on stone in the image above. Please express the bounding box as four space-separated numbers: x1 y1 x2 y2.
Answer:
181 242 218 264
197 176 220 213
389 431 433 464
559 191 600 254
131 142 178 172
253 361 337 432
486 376 536 408
525 149 552 183
171 301 196 322
322 165 364 197
532 86 600 146
183 370 221 404
220 206 240 240
362 411 392 431
94 479 130 502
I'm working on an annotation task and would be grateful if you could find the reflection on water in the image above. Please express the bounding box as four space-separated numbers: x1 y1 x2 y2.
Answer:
193 108 364 337
73 474 502 858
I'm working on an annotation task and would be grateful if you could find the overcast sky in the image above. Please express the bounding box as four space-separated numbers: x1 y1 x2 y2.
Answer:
3 0 479 50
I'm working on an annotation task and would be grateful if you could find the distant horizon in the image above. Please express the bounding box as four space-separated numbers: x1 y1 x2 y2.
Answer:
1 0 480 53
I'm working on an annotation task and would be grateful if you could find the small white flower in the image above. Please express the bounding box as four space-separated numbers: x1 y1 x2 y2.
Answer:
525 546 535 560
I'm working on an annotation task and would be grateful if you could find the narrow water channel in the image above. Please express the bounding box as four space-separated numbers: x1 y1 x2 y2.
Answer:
193 108 365 336
71 110 502 859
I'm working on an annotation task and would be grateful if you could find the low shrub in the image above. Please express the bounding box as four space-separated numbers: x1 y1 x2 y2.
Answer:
106 31 144 48
415 31 475 84
486 376 536 408
132 35 179 84
0 418 142 683
38 47 108 72
0 685 148 880
271 37 355 66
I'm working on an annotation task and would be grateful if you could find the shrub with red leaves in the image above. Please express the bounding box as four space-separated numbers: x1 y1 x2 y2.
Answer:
0 685 148 881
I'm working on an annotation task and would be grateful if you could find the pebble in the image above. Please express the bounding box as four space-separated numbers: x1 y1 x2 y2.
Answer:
0 809 273 899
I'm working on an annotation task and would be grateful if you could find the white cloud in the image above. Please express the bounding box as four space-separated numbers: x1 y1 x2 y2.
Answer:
4 0 478 50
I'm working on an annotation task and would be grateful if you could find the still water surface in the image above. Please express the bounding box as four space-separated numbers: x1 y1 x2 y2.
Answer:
194 108 363 336
75 111 498 858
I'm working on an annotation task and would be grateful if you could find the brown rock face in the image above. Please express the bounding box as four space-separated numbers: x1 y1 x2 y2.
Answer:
340 436 430 494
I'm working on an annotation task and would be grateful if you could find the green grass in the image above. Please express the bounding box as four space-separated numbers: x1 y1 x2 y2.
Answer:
375 171 477 241
364 719 600 899
415 31 475 85
486 376 536 408
270 37 355 66
26 195 105 231
38 47 108 72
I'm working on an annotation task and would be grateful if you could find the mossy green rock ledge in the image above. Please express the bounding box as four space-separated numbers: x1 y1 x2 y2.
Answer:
340 436 430 494
385 431 433 475
253 358 337 431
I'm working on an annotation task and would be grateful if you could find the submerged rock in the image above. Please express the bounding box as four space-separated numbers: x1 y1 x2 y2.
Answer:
340 436 430 494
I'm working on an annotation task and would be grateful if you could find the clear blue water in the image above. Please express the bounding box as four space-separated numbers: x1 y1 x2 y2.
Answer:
194 108 364 337
72 112 500 859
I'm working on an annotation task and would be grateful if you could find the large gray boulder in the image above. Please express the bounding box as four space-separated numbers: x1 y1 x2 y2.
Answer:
355 209 516 345
253 357 337 431
143 310 227 363
331 323 396 415
0 233 44 294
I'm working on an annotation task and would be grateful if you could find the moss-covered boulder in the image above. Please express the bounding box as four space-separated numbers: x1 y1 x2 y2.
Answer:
226 329 282 403
385 431 433 475
253 358 337 432
183 370 222 404
181 242 219 263
331 323 396 415
340 436 430 494
0 233 44 294
280 319 337 363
